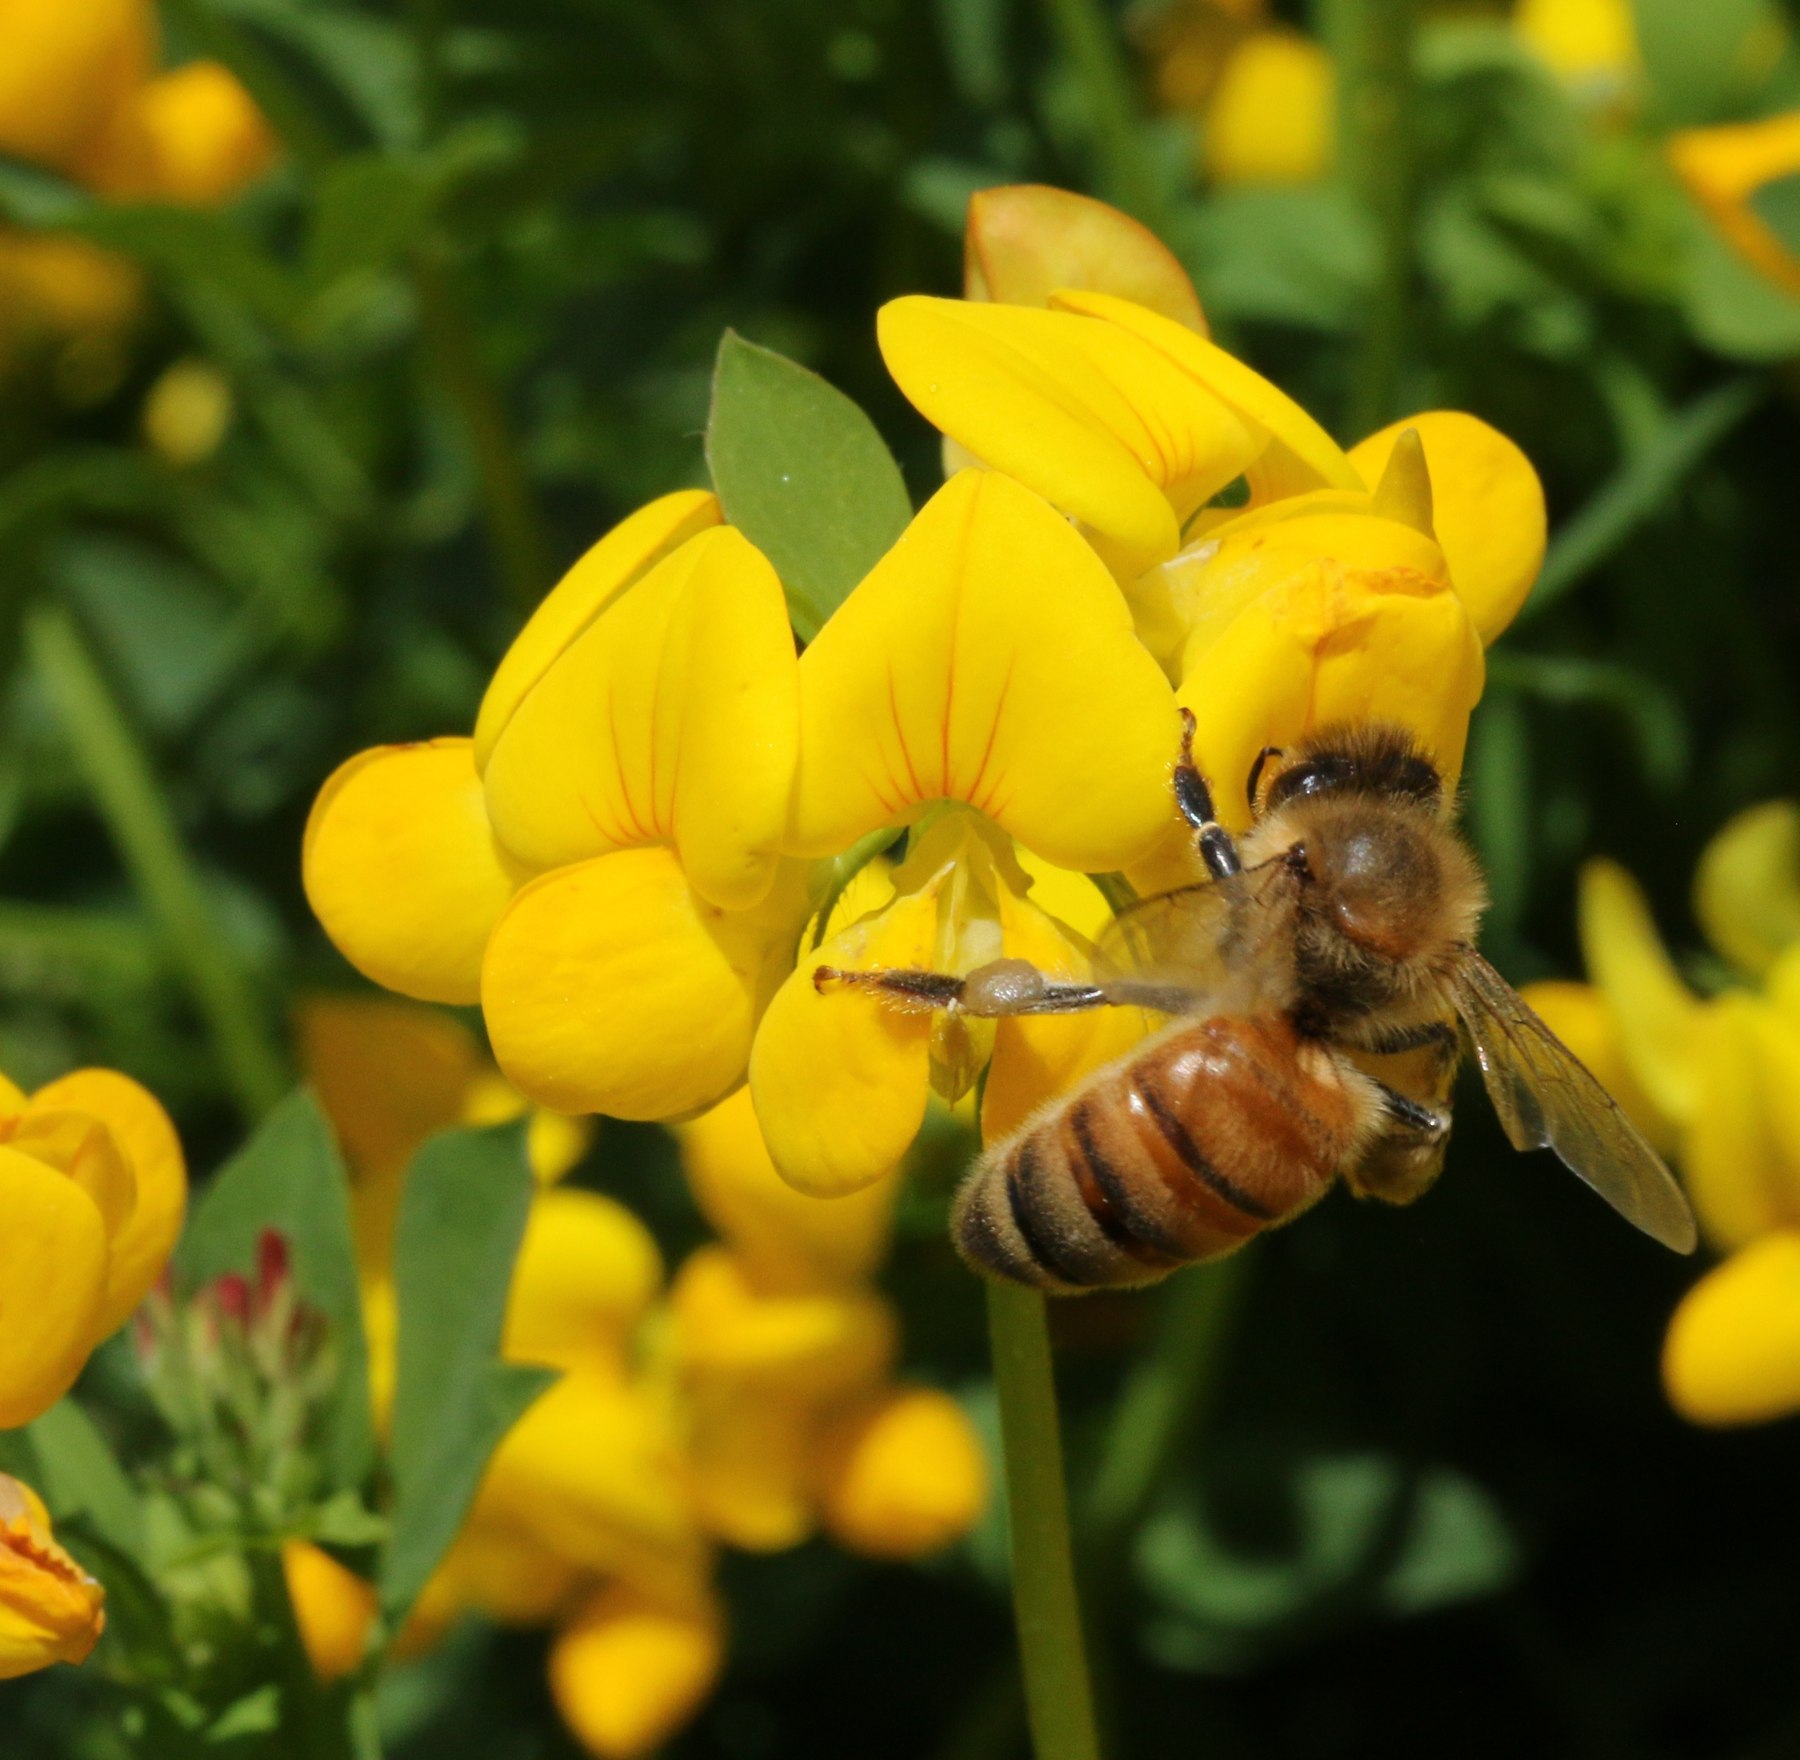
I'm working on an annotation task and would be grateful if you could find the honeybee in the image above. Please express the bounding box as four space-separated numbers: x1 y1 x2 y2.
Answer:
816 714 1697 1292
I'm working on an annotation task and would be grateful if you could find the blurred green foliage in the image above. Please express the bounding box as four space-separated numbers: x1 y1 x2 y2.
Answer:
7 0 1800 1755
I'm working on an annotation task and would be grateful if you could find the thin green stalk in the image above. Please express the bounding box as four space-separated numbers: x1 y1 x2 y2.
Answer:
1037 0 1167 235
1087 1253 1248 1560
1337 0 1421 437
412 251 554 607
26 602 288 1122
986 1283 1101 1760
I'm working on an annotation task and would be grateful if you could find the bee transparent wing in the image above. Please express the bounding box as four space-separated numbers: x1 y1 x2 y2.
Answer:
1094 860 1298 1011
1446 950 1697 1253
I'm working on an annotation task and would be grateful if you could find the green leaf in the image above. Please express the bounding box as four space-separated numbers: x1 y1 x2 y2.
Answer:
705 331 913 641
379 1121 550 1623
75 205 304 330
25 1401 144 1561
1751 169 1800 261
179 1090 375 1490
306 154 439 289
1631 0 1776 125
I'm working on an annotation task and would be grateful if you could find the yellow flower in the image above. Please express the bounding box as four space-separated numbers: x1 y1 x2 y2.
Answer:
102 60 278 206
0 1474 106 1679
0 0 154 177
305 492 813 1123
878 197 1543 853
549 1583 726 1760
0 1064 186 1426
1535 804 1800 1423
281 1540 377 1684
1669 114 1800 303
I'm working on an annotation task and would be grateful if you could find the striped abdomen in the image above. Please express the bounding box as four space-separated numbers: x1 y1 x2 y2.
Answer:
952 1015 1365 1292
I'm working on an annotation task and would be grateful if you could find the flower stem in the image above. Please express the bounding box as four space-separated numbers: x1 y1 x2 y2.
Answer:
985 1282 1102 1760
413 250 554 608
1037 0 1168 237
1336 0 1421 437
26 602 289 1122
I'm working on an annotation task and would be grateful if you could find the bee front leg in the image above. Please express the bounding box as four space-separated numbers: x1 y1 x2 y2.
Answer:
1174 708 1243 881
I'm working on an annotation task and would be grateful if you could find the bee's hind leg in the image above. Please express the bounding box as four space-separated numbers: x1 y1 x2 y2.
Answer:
1174 708 1243 881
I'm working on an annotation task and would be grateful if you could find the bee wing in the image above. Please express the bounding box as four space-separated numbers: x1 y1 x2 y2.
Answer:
1445 950 1697 1253
1095 860 1298 1009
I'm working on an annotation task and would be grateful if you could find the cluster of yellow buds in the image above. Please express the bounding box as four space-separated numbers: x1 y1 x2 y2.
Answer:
0 0 275 375
1138 0 1642 188
304 183 1546 1210
1527 806 1800 1427
286 999 986 1759
0 1059 187 1679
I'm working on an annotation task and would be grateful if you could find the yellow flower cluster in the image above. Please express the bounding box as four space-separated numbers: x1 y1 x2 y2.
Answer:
1142 0 1640 187
287 1001 987 1759
0 1060 184 1682
1526 804 1800 1425
0 0 275 373
304 184 1545 1207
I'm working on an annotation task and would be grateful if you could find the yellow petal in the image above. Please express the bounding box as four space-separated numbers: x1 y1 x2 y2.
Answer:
980 879 1149 1144
1577 860 1705 1125
1349 412 1546 644
482 848 807 1120
304 739 525 1006
750 884 938 1196
0 1146 108 1427
787 469 1180 872
3 1110 134 1244
1664 1233 1800 1426
1204 31 1335 187
0 1474 106 1679
1681 997 1793 1251
281 1542 375 1684
1048 289 1361 504
877 298 1260 571
23 1069 182 1336
682 1384 820 1552
473 491 723 768
670 1246 896 1398
483 527 798 910
963 183 1207 332
814 1386 989 1560
504 1188 663 1371
1515 0 1639 91
549 1584 724 1760
677 1087 897 1292
474 1369 709 1602
1669 116 1800 301
1516 981 1678 1156
1149 523 1482 869
425 1520 583 1628
1693 800 1800 980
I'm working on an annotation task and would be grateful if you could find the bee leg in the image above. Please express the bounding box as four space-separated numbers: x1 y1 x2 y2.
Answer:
813 959 1168 1017
1246 745 1284 814
1370 1080 1451 1143
1174 708 1242 881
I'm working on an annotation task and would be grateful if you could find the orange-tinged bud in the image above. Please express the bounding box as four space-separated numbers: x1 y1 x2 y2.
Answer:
0 1473 105 1680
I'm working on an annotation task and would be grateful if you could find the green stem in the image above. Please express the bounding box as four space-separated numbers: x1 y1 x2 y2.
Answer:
26 602 289 1122
412 251 554 607
1087 1253 1248 1559
1337 0 1421 438
986 1282 1101 1760
1037 0 1167 235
